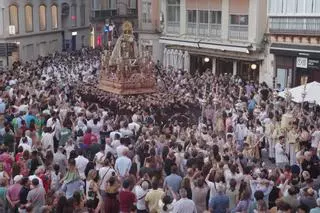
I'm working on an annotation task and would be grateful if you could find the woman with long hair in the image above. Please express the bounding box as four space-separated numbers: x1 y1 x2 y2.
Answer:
104 176 120 213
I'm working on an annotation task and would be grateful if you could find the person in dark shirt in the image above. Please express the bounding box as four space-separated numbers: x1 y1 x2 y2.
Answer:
19 177 30 209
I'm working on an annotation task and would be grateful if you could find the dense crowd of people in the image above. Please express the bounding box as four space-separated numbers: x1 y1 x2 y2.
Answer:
0 47 319 213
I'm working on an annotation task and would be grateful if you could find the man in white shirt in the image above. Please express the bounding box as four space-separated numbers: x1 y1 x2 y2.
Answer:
94 145 106 170
75 150 89 180
18 137 32 153
111 133 121 149
134 180 149 212
173 188 197 213
311 124 320 149
275 136 289 169
115 150 132 178
116 139 128 157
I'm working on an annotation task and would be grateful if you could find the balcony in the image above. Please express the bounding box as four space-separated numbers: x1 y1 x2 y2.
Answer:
90 9 118 21
167 22 180 34
187 23 197 36
229 25 248 40
269 17 320 35
210 24 221 37
186 23 221 38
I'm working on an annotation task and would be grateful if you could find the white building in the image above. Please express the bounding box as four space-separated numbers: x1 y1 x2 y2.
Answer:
0 0 91 68
160 0 268 83
267 0 320 88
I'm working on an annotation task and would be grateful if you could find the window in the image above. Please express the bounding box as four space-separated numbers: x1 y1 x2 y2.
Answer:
25 5 33 32
109 0 116 9
167 0 180 23
71 4 77 27
9 5 19 34
187 10 196 23
39 5 46 31
0 8 3 35
230 15 248 25
80 5 85 26
199 11 208 23
210 11 221 24
51 5 58 29
142 1 152 23
129 0 137 9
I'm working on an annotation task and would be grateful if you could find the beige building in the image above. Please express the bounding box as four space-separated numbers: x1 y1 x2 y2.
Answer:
267 0 320 88
136 0 162 62
0 0 91 68
160 0 268 82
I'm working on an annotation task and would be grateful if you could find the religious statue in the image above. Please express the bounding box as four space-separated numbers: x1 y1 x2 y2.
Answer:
99 21 156 95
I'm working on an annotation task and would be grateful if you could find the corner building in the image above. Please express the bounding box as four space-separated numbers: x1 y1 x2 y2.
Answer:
160 0 268 83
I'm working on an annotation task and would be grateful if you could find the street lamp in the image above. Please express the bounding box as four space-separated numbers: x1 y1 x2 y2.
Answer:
251 63 257 70
204 57 210 63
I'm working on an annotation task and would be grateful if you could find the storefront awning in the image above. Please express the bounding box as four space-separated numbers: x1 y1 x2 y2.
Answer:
270 43 320 58
159 36 251 54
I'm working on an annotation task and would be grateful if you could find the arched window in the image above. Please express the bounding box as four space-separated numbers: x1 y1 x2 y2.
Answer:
39 5 46 31
51 5 58 29
9 5 19 34
25 5 33 32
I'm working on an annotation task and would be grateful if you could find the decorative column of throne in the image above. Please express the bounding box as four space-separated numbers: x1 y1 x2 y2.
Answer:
99 21 156 95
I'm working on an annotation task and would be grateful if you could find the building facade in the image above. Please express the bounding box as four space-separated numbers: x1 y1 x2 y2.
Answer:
0 0 91 68
160 0 268 82
90 0 138 48
136 0 162 62
267 0 320 88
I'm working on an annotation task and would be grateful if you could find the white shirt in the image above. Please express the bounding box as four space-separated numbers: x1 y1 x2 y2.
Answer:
28 175 44 187
111 139 121 149
105 144 116 156
18 143 32 153
19 136 33 147
275 143 288 163
134 185 148 210
311 130 320 148
116 145 128 157
41 132 55 153
99 166 115 191
94 151 105 170
75 155 89 179
128 122 141 134
173 198 197 213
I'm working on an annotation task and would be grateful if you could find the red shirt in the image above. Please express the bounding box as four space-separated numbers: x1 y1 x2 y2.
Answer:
119 190 136 213
83 133 98 146
15 152 23 162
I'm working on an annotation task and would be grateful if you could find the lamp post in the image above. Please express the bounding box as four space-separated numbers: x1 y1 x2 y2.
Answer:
250 63 257 81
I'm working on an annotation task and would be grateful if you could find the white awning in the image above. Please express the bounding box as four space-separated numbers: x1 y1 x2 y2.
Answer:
159 36 250 53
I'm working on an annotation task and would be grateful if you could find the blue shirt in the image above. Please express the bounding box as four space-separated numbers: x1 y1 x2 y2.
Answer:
164 174 182 194
0 102 5 114
209 194 229 213
61 180 85 199
24 114 36 128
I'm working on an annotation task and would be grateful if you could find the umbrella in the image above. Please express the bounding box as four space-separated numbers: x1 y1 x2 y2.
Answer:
278 81 320 104
183 51 190 72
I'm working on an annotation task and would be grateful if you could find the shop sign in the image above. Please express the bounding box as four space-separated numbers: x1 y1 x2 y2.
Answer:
296 57 308 69
308 59 320 69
